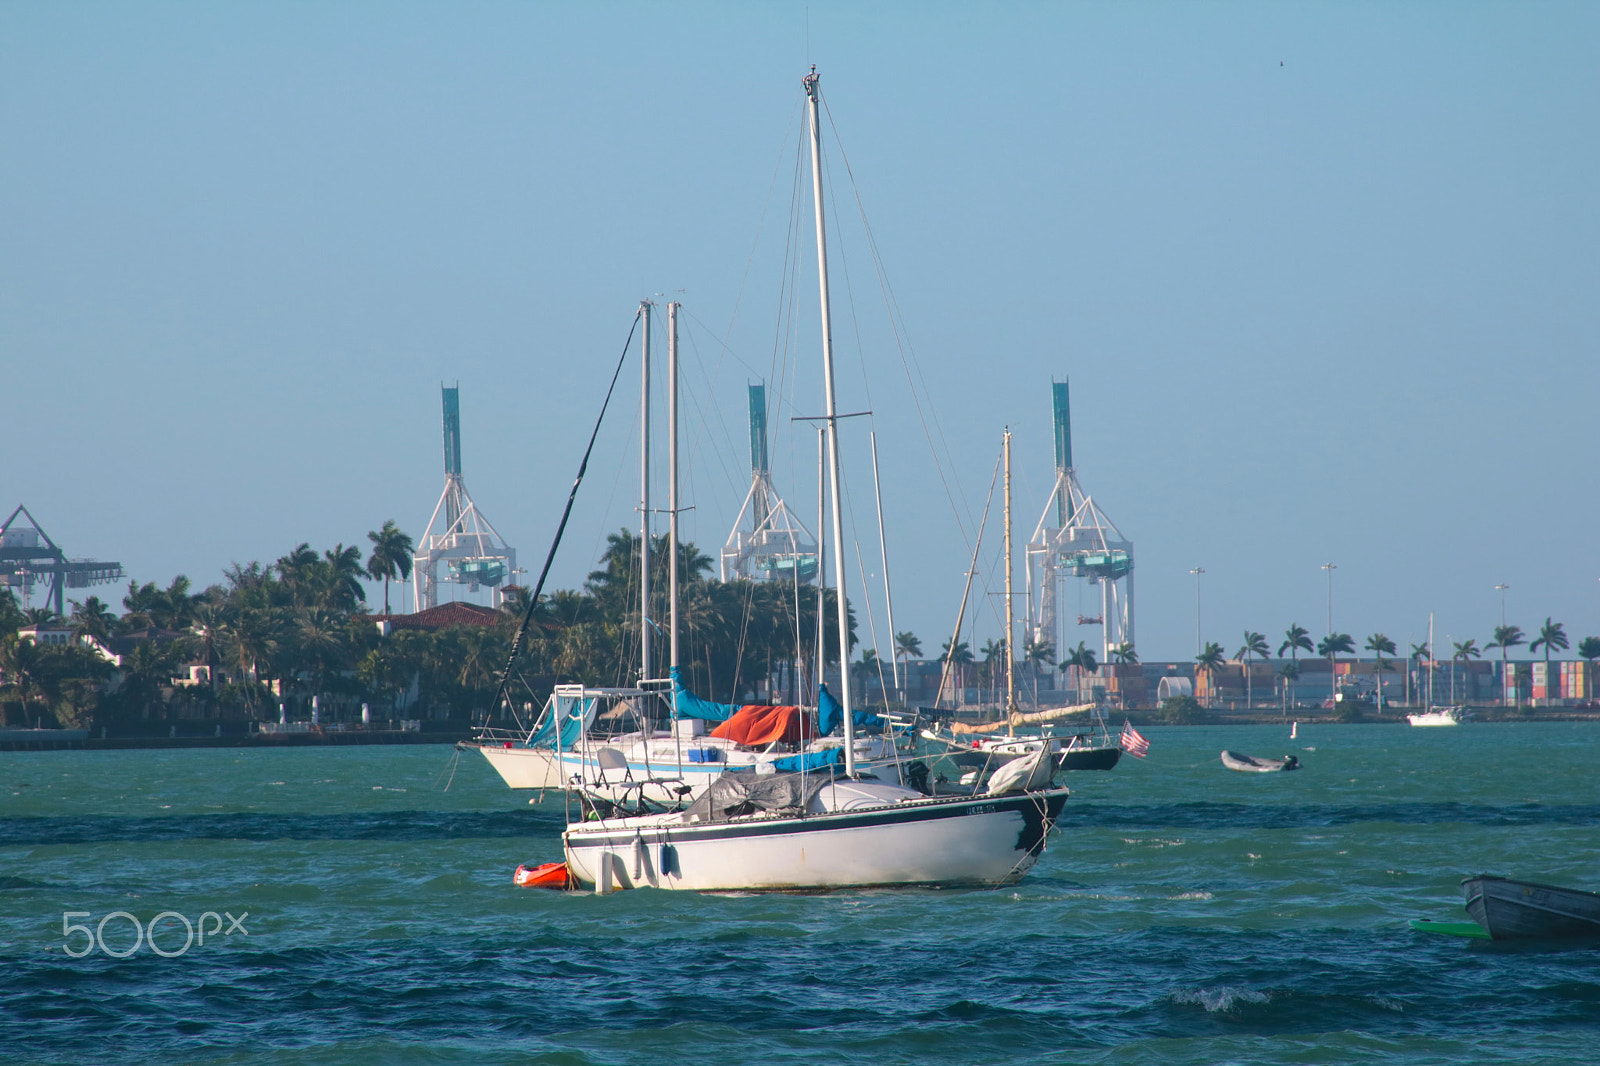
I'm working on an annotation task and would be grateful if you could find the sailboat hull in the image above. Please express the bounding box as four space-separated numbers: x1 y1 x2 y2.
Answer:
467 738 907 802
562 788 1069 892
467 743 566 789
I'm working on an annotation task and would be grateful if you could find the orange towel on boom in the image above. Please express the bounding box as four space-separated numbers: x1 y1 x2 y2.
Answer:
709 705 812 746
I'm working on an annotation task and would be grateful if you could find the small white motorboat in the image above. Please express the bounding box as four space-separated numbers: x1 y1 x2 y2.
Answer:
1220 750 1300 773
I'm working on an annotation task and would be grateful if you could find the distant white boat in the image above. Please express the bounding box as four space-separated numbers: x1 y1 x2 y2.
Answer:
1407 707 1467 727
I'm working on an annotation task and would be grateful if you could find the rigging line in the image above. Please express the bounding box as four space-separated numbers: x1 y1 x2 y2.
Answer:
768 130 807 420
934 446 1002 709
837 463 890 704
720 93 803 426
491 310 641 717
678 315 744 500
820 133 875 413
821 96 978 549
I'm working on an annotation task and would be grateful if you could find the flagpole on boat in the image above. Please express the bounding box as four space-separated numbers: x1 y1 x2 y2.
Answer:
804 67 857 778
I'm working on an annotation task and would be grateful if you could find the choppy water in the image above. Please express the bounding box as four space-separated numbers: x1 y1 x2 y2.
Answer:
3 722 1599 1064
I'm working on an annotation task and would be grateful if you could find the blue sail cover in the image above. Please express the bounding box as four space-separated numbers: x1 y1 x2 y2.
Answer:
527 693 592 748
671 666 738 722
769 747 844 773
816 683 886 736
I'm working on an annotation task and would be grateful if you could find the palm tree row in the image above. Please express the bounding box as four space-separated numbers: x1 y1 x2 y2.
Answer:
1190 618 1600 710
0 526 860 730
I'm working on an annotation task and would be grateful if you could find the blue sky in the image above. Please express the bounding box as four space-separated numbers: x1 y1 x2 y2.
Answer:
4 2 1597 663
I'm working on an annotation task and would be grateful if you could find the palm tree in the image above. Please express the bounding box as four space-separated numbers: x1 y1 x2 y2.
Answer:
1109 641 1138 664
1194 641 1226 707
1450 638 1481 704
69 596 117 644
855 648 883 702
1236 631 1269 709
366 521 414 615
0 634 44 722
1279 624 1313 665
1487 624 1526 707
1364 633 1397 710
1407 641 1430 706
1529 618 1569 706
321 545 367 612
1023 637 1055 706
939 639 974 704
1061 641 1098 701
980 638 1006 703
1579 637 1600 704
894 631 922 664
1277 660 1299 714
1316 633 1356 703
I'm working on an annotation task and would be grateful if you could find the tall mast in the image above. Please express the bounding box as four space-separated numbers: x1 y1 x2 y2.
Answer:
1004 427 1016 735
804 68 857 777
668 302 681 677
639 300 652 684
1428 612 1435 707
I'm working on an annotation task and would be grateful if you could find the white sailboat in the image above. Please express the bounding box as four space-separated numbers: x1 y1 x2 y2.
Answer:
916 430 1120 778
560 70 1069 891
468 302 907 803
1407 613 1467 726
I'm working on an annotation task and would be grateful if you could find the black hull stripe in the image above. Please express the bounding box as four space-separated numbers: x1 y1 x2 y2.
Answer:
564 790 1068 848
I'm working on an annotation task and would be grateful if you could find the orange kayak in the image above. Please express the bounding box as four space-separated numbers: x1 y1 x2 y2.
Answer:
513 862 574 890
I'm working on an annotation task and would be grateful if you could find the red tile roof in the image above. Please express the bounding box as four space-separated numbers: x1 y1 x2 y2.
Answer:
366 602 503 631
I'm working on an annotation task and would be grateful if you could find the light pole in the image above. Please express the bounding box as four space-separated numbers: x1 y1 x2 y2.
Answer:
1321 562 1337 703
1321 563 1337 637
1189 567 1205 655
1495 582 1511 708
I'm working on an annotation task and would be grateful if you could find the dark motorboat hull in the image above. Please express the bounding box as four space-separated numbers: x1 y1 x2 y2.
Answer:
1463 875 1600 941
1058 745 1121 771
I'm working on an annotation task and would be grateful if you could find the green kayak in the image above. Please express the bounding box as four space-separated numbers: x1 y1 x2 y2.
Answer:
1410 918 1491 940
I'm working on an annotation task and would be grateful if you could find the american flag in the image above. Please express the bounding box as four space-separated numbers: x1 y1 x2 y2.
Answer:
1119 720 1150 759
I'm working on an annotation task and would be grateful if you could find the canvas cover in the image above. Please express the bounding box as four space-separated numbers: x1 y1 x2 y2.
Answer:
816 683 886 736
768 747 843 773
528 693 594 748
671 665 738 722
683 769 831 824
710 704 813 746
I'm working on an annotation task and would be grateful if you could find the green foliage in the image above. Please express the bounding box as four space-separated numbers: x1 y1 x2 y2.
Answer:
1279 624 1313 660
1317 633 1356 658
1488 625 1525 660
1531 618 1568 660
1 525 855 730
1157 695 1207 724
1578 637 1600 663
1062 641 1098 675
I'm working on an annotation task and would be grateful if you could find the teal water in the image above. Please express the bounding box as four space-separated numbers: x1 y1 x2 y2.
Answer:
3 723 1599 1064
